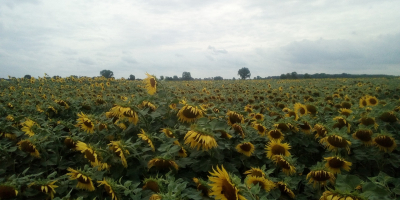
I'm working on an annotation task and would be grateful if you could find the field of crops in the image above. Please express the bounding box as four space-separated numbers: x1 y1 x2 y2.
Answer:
1 74 399 200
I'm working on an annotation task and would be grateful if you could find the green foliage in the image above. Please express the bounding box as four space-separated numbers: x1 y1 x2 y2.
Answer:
238 67 251 79
100 69 114 78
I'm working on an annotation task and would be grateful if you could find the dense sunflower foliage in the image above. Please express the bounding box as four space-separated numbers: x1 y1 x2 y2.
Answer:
1 75 400 200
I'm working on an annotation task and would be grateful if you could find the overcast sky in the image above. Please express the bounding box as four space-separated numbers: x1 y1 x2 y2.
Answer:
1 0 400 79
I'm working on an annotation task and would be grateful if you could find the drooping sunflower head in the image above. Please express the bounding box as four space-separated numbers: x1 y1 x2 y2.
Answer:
148 157 179 171
142 177 161 193
0 184 18 199
193 177 211 197
265 140 291 159
359 117 379 130
267 129 285 141
66 167 95 191
253 123 267 136
160 128 175 138
139 101 157 112
21 119 38 137
359 97 368 108
227 110 244 125
76 112 95 134
319 133 352 154
28 180 58 199
232 124 245 138
253 113 264 121
294 103 308 117
208 165 246 200
338 108 352 117
332 116 351 133
108 141 130 168
184 128 218 151
320 190 364 200
177 104 205 123
299 121 312 134
373 133 397 153
138 129 155 152
314 124 328 139
379 111 398 123
246 176 276 192
272 155 296 176
143 73 157 95
244 167 266 178
64 137 78 150
17 139 40 158
306 163 335 188
276 181 295 199
352 129 374 146
235 142 255 157
324 156 352 174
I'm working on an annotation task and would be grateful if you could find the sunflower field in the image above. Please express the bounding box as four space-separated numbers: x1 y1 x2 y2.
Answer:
1 74 400 200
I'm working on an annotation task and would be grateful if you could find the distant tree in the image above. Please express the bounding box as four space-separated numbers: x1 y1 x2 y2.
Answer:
214 76 223 80
280 74 287 79
128 74 135 80
24 75 31 79
238 67 251 80
232 77 236 80
160 76 164 80
286 73 291 79
291 72 298 79
173 75 179 80
304 73 311 79
100 70 114 78
256 76 261 79
182 72 192 80
165 76 173 81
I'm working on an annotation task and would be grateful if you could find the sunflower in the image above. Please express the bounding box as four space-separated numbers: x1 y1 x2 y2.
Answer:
265 140 291 159
276 182 295 199
267 129 285 141
144 73 157 95
285 110 298 120
272 155 296 176
149 194 162 200
373 134 397 153
109 141 130 168
142 178 160 193
359 97 368 108
208 165 246 200
76 112 95 134
226 111 244 125
64 137 78 150
253 113 264 121
244 167 265 178
246 176 276 192
366 96 379 106
193 178 211 197
21 119 37 137
139 101 157 112
324 156 352 174
120 107 139 125
379 111 398 123
178 146 188 157
160 128 175 138
0 132 16 140
359 117 379 130
253 123 267 136
184 129 218 151
55 99 69 109
148 157 179 171
138 129 155 152
306 168 335 188
352 129 374 146
66 168 95 191
232 124 245 138
319 134 352 154
97 178 119 200
314 124 328 139
17 139 40 158
294 103 308 117
299 121 312 134
28 181 58 199
235 142 255 157
320 191 363 200
6 115 14 121
338 108 352 117
0 184 18 199
216 130 233 139
177 104 205 123
332 116 351 133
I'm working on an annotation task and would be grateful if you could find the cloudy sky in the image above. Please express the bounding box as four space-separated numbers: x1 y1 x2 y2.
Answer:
1 0 400 79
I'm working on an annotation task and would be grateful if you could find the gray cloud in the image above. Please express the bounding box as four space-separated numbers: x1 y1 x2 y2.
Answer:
208 46 228 54
78 57 95 65
121 57 138 64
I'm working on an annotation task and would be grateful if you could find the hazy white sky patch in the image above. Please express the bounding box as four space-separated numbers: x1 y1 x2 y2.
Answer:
1 0 400 79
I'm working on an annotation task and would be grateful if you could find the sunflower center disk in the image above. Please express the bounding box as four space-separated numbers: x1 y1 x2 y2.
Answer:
355 131 372 141
375 136 394 147
327 136 348 148
83 120 93 128
21 142 36 153
77 176 91 184
240 143 252 151
221 179 237 200
150 78 156 87
182 108 198 118
84 149 97 162
229 115 242 124
277 159 290 169
311 171 331 181
271 145 286 155
270 130 282 139
328 158 344 168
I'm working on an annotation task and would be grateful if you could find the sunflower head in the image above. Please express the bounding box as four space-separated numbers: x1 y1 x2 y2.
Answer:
253 123 268 136
294 103 308 117
138 129 155 152
144 73 157 95
97 178 121 200
277 181 295 199
272 155 296 176
177 104 205 123
265 140 291 159
319 132 352 154
208 165 246 200
320 190 364 200
244 167 266 178
267 129 285 141
339 108 352 117
324 156 352 174
306 163 336 188
373 132 397 153
28 180 58 199
193 177 211 197
366 96 379 106
227 110 244 125
184 128 218 151
352 129 374 146
66 167 95 191
17 139 40 158
0 184 18 199
142 177 161 193
379 111 398 123
108 141 130 168
246 175 276 192
235 142 255 157
161 128 175 138
148 157 179 171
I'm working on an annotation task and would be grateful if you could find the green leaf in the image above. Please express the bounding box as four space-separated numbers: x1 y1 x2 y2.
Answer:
250 183 261 195
334 174 362 192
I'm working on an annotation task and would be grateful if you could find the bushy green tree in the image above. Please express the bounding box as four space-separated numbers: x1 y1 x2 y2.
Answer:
24 75 31 79
100 70 114 78
182 72 192 80
238 67 251 80
128 74 135 80
214 76 223 80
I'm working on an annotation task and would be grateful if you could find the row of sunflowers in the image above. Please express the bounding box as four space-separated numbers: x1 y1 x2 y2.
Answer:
0 74 400 200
